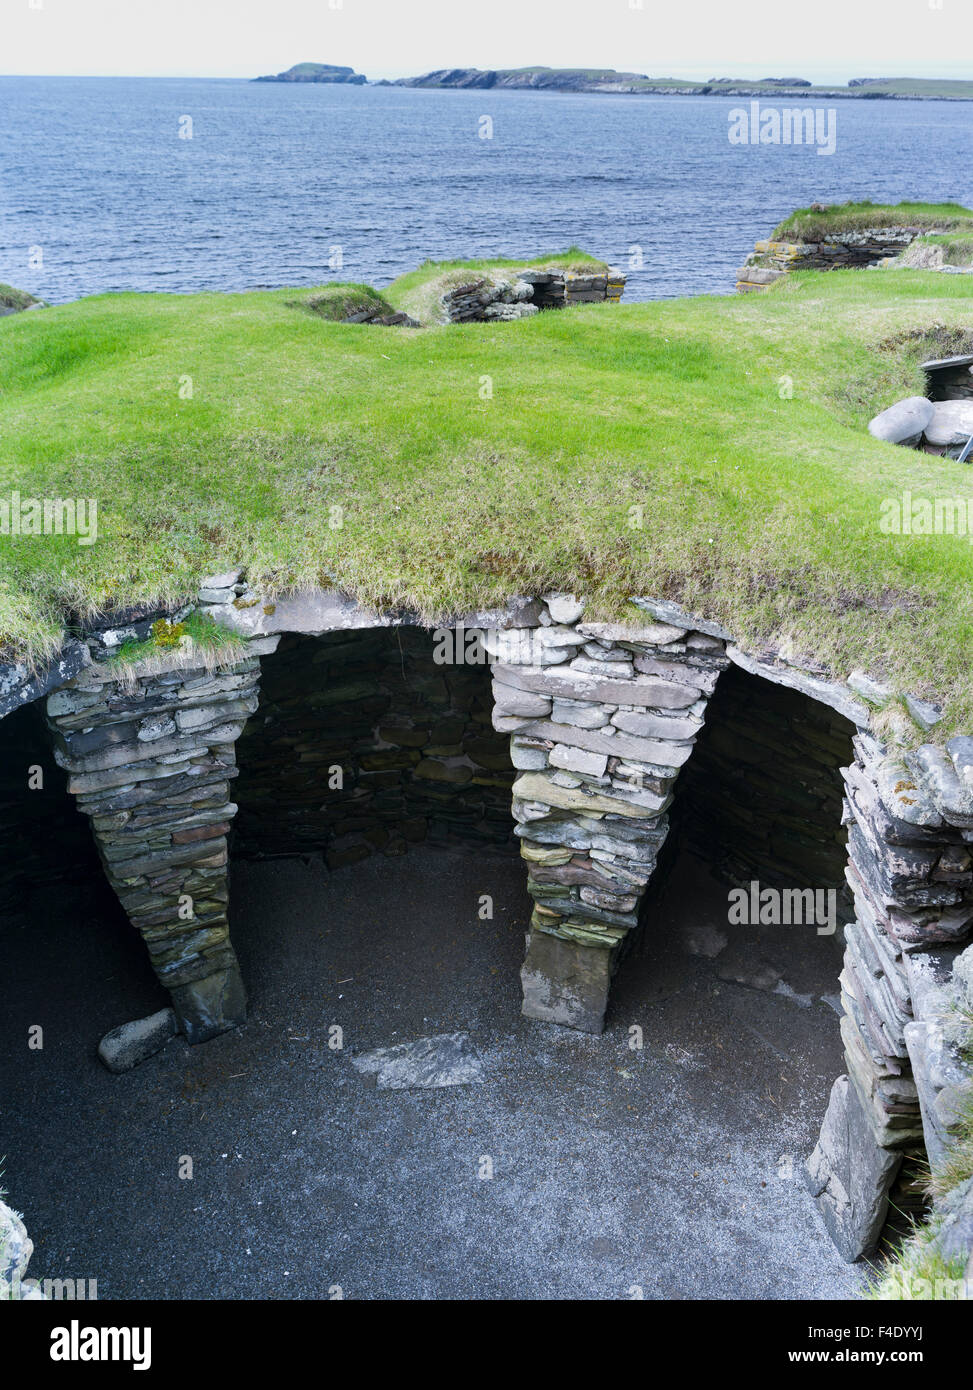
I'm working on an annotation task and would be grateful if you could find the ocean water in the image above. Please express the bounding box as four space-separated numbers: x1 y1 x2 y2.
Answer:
1 76 971 304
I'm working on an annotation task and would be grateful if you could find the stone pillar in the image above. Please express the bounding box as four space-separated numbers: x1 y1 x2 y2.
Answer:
806 733 973 1258
46 642 274 1042
489 595 730 1032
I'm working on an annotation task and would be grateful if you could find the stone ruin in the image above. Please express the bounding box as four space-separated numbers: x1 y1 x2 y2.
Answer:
1 579 972 1270
439 266 626 323
736 228 923 292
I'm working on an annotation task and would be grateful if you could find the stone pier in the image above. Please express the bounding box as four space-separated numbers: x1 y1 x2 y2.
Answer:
45 641 276 1041
487 594 732 1032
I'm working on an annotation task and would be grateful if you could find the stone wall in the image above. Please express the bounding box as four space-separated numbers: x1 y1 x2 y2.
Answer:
4 580 973 1273
923 352 973 402
0 700 100 912
441 266 626 322
675 662 854 896
484 595 732 1031
805 733 973 1259
736 229 918 292
233 628 515 865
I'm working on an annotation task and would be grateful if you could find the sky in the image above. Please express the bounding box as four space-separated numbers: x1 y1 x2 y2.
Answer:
2 0 972 81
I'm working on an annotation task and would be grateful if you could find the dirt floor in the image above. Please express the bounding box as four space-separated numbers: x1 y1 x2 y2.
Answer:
0 843 861 1300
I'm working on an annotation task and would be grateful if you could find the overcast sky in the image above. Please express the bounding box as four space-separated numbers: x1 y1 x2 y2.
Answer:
3 0 972 81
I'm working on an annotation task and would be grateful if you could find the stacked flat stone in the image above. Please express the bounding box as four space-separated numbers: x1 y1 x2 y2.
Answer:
233 628 515 865
342 308 420 328
488 593 729 1032
677 664 854 894
440 267 626 322
736 228 919 292
45 645 275 1041
806 732 973 1258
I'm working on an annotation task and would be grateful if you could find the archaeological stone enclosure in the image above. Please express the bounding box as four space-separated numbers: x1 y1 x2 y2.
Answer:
3 571 973 1271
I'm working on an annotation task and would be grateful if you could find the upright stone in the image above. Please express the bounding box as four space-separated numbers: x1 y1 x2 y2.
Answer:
805 1074 903 1261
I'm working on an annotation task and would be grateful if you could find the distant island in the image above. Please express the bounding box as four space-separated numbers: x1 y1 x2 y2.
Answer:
254 62 367 84
392 69 973 100
255 64 973 101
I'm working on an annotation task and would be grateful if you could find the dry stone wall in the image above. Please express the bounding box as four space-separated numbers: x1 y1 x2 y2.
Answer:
440 266 626 322
233 629 515 865
3 579 973 1271
676 662 854 896
736 228 918 292
806 732 973 1259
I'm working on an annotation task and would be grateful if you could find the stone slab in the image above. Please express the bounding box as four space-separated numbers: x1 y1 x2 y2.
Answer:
350 1032 483 1090
0 640 89 719
726 646 870 727
520 929 615 1033
804 1074 902 1262
98 1008 179 1073
493 663 700 710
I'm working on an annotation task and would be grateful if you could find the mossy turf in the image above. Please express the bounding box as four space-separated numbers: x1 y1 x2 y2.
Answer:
1 264 972 733
0 284 41 313
772 201 973 243
285 283 397 321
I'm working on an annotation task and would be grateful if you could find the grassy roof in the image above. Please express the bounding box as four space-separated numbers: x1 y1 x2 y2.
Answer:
1 264 972 733
771 200 973 243
385 249 608 325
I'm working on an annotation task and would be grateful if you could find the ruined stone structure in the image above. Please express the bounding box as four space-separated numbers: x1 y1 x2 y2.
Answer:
440 266 626 322
1 577 972 1267
736 228 920 292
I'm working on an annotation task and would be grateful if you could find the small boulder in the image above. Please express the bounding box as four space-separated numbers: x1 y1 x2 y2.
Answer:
98 1008 178 1073
868 396 934 447
925 399 973 448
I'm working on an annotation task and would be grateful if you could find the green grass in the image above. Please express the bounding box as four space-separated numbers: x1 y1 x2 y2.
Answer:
103 610 247 680
385 249 608 325
866 1229 969 1300
772 201 973 243
1 264 972 734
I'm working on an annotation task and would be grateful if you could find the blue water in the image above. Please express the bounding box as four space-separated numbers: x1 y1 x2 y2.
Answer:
1 77 971 304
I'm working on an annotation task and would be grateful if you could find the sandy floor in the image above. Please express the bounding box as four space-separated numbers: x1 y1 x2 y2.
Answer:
0 843 861 1300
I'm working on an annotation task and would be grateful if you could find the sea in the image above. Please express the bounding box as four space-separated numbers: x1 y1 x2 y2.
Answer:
1 76 972 304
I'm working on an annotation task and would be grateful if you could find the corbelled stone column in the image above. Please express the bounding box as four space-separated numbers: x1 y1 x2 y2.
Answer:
46 640 275 1041
489 595 731 1032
